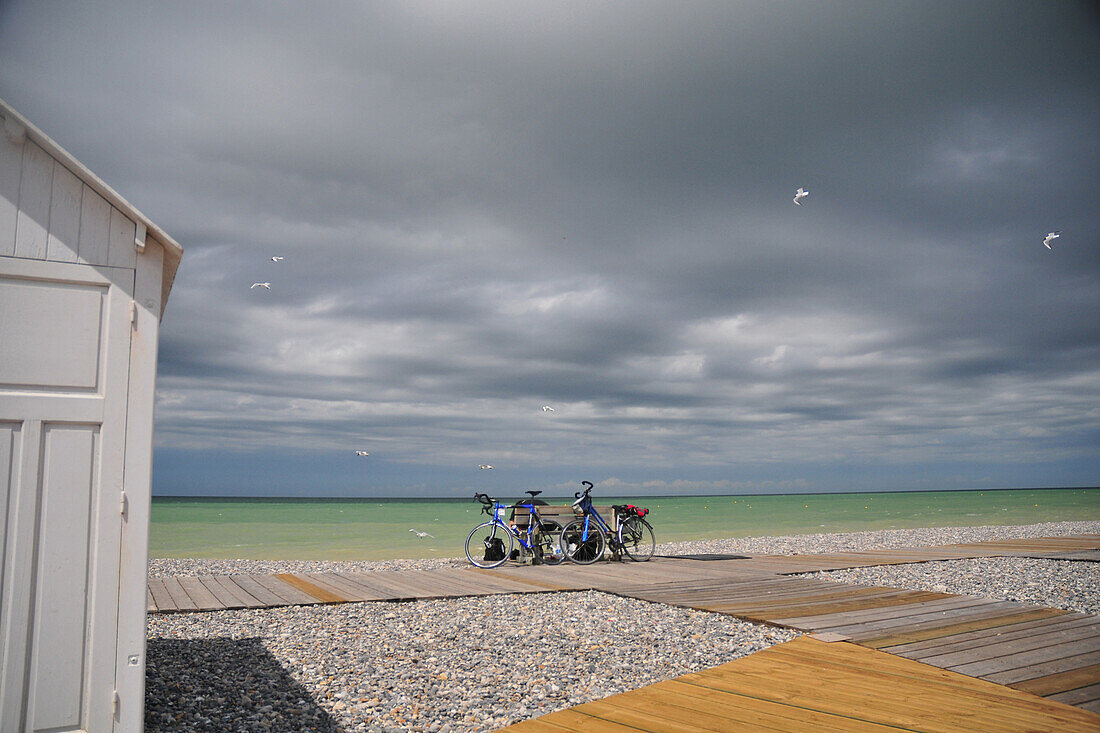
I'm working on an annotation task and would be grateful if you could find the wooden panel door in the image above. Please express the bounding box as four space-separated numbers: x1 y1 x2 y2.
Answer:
0 256 133 732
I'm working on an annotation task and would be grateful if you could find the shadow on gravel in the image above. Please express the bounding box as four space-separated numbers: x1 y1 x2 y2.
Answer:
146 637 344 732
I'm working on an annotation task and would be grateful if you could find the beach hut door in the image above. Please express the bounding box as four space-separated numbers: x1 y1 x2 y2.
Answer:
0 256 134 731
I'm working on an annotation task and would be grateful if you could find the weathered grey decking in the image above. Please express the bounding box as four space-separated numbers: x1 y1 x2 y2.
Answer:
150 534 1100 715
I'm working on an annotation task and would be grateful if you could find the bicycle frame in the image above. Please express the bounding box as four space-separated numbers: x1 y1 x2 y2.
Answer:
487 499 550 551
573 493 616 544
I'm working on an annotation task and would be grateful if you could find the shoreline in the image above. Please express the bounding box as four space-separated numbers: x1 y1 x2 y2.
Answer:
148 518 1100 577
145 520 1099 731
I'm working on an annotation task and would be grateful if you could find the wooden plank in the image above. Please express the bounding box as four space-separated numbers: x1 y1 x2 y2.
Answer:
107 206 136 269
984 651 1100 686
858 607 1072 648
208 575 266 609
45 161 81 262
332 572 415 600
882 613 1097 655
643 579 858 607
769 595 996 629
147 578 174 613
434 567 561 596
501 718 580 732
915 626 1100 669
693 640 1100 730
336 570 451 599
509 708 653 732
1011 665 1100 697
591 679 898 731
829 601 1037 637
229 574 291 607
951 647 1100 679
176 576 225 611
681 640 1099 731
433 568 554 594
1047 684 1100 707
411 568 524 597
474 567 592 592
365 570 469 599
451 567 578 594
161 577 198 612
0 126 22 255
13 140 52 259
195 575 248 610
146 587 156 613
275 573 348 603
657 678 898 731
300 572 382 601
250 574 324 605
76 187 111 265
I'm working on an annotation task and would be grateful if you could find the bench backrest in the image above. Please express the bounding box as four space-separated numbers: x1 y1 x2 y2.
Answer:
511 504 618 530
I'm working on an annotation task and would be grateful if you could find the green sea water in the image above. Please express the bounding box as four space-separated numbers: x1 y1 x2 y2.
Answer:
149 488 1099 561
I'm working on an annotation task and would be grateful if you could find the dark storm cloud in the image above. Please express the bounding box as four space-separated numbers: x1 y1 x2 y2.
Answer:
1 1 1097 494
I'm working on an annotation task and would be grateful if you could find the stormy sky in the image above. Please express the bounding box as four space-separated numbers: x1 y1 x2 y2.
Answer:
1 1 1097 497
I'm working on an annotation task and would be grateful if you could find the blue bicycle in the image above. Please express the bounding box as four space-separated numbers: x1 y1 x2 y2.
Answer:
465 491 565 568
560 481 655 564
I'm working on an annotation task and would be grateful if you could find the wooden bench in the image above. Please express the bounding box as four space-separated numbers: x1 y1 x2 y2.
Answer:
510 504 619 531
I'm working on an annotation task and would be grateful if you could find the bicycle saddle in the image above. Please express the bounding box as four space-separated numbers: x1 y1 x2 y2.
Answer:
525 490 543 498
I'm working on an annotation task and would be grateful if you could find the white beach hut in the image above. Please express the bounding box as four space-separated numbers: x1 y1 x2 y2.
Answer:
0 98 182 731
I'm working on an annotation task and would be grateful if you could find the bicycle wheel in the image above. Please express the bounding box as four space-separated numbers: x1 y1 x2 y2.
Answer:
532 518 565 565
465 521 514 568
618 516 655 561
560 519 605 565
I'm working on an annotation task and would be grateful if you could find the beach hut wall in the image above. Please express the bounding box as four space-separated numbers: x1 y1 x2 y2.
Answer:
0 97 182 733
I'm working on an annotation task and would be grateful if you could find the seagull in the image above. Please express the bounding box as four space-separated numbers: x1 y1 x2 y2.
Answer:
793 187 808 205
250 282 271 289
409 529 434 539
1042 231 1061 250
478 464 494 470
271 256 284 262
355 451 370 456
542 405 555 412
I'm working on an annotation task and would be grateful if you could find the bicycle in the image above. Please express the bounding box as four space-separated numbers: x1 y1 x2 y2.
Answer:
559 481 655 564
465 491 565 568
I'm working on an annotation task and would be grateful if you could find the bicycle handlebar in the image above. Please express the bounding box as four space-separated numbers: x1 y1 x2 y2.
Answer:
575 480 594 499
473 492 496 516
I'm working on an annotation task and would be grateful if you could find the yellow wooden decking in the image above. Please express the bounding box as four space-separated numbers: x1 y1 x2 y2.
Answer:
499 635 1100 732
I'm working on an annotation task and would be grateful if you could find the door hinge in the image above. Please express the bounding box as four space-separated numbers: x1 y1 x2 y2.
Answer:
120 490 128 518
130 301 138 330
112 689 120 717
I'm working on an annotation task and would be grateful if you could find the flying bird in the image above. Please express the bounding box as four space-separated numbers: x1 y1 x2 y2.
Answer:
250 282 271 289
542 405 555 412
271 256 284 262
408 529 434 539
355 451 370 456
1042 231 1061 249
793 187 808 205
478 464 494 470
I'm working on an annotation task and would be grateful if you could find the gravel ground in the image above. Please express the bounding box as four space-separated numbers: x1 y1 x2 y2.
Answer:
145 521 1099 732
803 556 1100 615
146 592 795 732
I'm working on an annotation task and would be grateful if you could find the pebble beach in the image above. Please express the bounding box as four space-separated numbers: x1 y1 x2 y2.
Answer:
146 520 1100 732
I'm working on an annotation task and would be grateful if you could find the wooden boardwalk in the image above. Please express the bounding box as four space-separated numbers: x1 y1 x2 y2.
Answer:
149 534 1100 719
498 635 1100 732
147 534 1100 614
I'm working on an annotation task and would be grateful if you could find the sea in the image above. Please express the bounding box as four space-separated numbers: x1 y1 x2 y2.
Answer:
149 487 1099 561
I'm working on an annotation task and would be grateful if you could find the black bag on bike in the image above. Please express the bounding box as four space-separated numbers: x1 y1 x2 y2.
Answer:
483 537 505 562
